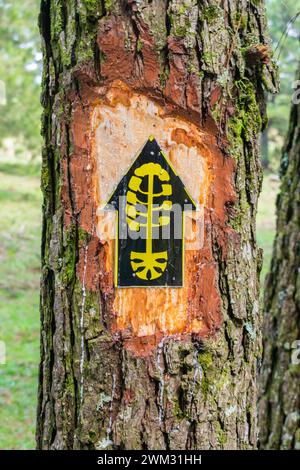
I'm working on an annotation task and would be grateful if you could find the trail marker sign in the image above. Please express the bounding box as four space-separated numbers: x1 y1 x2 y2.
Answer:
105 137 196 287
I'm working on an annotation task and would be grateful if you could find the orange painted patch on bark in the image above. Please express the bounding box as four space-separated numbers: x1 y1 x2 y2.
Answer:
92 83 235 348
123 332 164 358
97 16 136 83
210 85 222 107
98 15 160 89
62 16 237 356
164 37 189 108
123 388 135 405
66 80 236 355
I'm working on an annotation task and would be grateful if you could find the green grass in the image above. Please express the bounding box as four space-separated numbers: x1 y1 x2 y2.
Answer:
0 165 279 449
0 164 41 449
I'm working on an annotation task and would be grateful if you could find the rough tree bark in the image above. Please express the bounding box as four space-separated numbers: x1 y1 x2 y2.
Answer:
37 0 277 450
259 66 300 450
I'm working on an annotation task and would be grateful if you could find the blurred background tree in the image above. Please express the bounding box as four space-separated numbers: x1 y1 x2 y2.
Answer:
0 0 41 161
263 0 300 170
259 62 300 450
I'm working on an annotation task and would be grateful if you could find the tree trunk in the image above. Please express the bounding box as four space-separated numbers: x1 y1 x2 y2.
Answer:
37 0 276 450
259 66 300 450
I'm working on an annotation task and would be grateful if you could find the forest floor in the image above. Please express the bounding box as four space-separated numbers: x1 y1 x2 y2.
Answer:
0 165 279 449
0 162 41 449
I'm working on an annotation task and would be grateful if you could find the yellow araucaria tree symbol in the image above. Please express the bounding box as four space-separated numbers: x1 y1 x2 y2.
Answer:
126 162 172 281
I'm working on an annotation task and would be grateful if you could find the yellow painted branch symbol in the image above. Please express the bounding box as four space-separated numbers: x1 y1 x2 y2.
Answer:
126 162 172 281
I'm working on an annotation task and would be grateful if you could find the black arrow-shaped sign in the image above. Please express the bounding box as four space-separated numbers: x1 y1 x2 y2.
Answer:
104 136 196 287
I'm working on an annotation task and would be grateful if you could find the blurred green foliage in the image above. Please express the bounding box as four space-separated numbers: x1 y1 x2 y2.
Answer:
0 164 41 449
0 0 41 158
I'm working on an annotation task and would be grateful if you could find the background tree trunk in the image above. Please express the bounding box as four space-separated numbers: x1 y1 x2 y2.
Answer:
261 127 269 168
37 0 276 450
259 66 300 450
